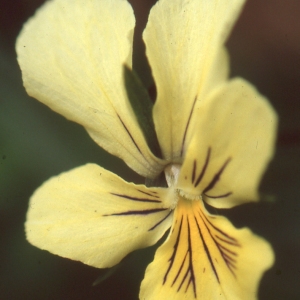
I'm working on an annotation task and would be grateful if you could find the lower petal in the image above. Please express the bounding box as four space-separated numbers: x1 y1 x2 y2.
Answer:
140 198 274 299
26 164 173 268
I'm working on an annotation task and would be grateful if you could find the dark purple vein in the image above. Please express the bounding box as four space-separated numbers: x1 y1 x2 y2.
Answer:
148 210 173 231
184 217 196 297
164 216 183 284
117 113 142 155
198 210 239 277
199 209 239 243
202 157 231 194
194 147 211 187
180 97 197 157
137 189 160 198
194 216 220 283
204 192 232 199
103 208 167 216
192 160 197 184
110 193 161 203
172 251 188 287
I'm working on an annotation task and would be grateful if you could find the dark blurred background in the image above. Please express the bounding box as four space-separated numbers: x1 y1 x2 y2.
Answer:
1 0 299 299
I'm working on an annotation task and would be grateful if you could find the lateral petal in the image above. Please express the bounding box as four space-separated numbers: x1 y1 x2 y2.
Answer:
140 198 274 300
177 79 278 208
26 164 173 268
16 0 165 178
143 0 244 160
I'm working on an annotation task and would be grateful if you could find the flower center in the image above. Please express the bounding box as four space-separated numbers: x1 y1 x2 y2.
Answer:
164 164 203 206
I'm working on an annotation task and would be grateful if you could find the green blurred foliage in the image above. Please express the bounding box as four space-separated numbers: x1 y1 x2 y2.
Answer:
1 0 300 299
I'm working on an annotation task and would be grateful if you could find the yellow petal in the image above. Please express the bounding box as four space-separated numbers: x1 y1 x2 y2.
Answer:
140 198 274 300
143 0 245 160
177 79 278 208
16 0 165 178
26 164 173 268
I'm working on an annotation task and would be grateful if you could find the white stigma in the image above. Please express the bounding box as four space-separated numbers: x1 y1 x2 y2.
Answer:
165 164 181 188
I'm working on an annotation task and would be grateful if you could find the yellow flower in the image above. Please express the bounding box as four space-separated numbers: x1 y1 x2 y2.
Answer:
16 0 277 299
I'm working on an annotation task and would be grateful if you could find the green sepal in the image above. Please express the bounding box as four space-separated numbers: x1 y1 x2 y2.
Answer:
92 264 120 286
123 65 162 158
145 171 168 188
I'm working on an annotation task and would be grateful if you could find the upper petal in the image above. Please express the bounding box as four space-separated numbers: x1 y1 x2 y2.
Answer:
16 0 165 178
140 198 274 300
177 79 278 208
143 0 245 160
26 164 173 268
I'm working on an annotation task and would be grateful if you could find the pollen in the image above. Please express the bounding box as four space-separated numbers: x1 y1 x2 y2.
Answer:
177 189 203 201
